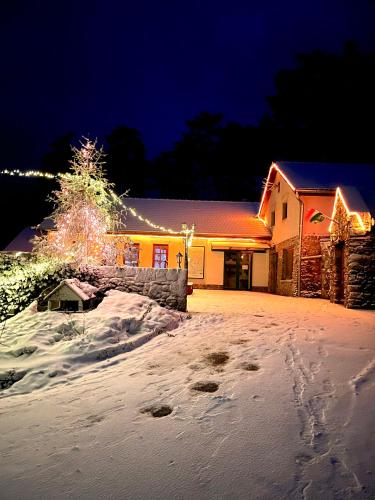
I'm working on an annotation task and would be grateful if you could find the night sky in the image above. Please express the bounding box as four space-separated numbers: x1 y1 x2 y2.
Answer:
1 0 375 169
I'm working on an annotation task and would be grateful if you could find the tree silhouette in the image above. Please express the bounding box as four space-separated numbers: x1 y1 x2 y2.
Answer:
41 132 76 174
105 125 148 196
154 112 267 201
263 41 375 163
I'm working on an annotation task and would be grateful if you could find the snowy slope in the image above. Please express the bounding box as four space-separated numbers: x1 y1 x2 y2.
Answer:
0 290 374 499
0 290 185 395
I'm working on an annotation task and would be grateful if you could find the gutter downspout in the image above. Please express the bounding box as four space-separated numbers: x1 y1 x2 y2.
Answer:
297 192 304 297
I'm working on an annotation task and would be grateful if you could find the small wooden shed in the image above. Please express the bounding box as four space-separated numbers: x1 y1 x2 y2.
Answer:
44 279 98 312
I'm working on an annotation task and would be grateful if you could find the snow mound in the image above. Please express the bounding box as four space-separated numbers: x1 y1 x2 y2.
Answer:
0 290 185 396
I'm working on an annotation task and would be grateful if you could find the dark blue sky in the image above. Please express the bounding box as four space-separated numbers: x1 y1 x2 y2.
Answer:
1 0 374 168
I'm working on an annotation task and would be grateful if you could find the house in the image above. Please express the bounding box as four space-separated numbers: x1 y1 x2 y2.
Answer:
109 198 271 291
258 162 375 308
44 279 98 312
2 200 272 292
4 162 374 309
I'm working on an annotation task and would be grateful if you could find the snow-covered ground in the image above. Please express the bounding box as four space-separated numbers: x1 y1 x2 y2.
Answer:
0 290 185 395
1 290 374 499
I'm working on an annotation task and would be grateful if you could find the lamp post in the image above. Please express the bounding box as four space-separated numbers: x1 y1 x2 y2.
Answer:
176 251 183 269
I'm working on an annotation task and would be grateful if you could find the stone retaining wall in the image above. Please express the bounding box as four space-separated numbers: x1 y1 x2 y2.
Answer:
345 234 375 309
85 266 188 311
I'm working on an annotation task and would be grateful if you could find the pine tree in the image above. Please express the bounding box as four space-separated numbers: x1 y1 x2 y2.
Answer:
34 138 130 266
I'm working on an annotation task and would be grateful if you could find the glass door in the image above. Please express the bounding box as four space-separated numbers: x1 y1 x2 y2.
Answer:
239 252 251 290
223 251 238 289
224 251 251 290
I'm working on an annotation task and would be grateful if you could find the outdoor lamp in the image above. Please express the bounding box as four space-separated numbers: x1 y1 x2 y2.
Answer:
176 251 183 269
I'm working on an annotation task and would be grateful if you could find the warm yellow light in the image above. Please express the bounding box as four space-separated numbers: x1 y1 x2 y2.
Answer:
258 162 296 219
109 233 264 243
328 187 366 233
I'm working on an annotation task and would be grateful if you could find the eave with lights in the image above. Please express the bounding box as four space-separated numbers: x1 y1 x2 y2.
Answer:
328 187 370 234
2 161 374 307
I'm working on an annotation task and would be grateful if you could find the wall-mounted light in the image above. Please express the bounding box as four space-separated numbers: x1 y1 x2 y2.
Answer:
176 251 183 269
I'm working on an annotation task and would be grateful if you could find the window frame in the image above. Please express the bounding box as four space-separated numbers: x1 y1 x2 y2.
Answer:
152 244 169 269
282 202 288 220
124 243 140 267
270 210 276 227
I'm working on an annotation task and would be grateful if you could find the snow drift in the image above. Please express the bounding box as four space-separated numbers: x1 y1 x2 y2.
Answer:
0 289 185 396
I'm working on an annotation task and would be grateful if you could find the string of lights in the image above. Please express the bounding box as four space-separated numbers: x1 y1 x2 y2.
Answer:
0 168 57 179
0 168 189 236
109 190 180 234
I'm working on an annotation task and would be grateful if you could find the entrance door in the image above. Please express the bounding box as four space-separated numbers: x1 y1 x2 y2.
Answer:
223 251 251 290
270 252 278 293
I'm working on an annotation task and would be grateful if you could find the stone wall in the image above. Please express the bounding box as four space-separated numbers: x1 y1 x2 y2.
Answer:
345 234 375 309
328 194 375 309
85 266 188 311
270 236 299 296
300 235 323 298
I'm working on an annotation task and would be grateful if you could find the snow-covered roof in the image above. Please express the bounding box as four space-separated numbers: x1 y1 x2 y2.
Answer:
338 186 370 213
40 198 270 239
276 161 375 214
44 279 98 302
259 161 375 218
3 227 36 252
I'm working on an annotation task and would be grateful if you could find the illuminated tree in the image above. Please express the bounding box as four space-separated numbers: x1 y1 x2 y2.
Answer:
34 138 130 266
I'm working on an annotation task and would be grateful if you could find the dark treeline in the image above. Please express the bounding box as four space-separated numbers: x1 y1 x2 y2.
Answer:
2 41 375 249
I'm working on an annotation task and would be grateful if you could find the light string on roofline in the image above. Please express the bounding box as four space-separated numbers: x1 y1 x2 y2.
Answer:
0 169 187 235
108 190 180 234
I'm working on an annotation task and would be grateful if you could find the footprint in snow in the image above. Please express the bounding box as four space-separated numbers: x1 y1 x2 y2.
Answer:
85 414 105 427
230 339 249 345
141 404 173 418
188 363 204 371
191 381 219 393
204 352 229 366
241 362 259 372
295 452 313 465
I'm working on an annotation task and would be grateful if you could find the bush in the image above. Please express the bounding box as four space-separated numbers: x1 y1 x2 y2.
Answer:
0 256 68 321
0 256 111 321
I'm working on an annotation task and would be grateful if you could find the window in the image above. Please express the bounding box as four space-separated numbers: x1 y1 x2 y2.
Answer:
282 248 294 280
124 243 140 267
282 202 288 220
153 244 168 268
271 210 275 226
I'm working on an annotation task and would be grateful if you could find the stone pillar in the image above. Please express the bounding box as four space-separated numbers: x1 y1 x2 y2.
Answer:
345 234 375 309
